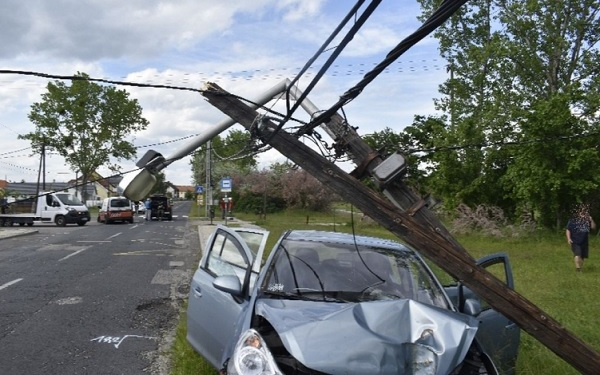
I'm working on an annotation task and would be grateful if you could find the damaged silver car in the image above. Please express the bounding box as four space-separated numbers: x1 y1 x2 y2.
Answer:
187 226 520 374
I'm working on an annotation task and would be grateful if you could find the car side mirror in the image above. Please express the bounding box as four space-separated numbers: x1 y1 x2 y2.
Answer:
462 298 482 317
213 275 243 297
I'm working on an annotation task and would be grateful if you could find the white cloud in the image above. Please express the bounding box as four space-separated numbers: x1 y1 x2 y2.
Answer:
0 0 446 186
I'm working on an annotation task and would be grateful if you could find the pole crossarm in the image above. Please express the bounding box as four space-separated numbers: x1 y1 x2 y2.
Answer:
200 82 600 374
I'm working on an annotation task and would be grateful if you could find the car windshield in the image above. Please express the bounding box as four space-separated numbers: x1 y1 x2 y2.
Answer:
261 238 449 307
55 193 84 206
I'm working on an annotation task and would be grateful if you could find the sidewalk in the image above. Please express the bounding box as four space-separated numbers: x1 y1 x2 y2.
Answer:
0 227 39 240
195 217 262 249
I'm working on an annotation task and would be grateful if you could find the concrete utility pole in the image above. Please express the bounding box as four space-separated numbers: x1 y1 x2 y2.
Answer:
200 81 600 374
205 140 212 218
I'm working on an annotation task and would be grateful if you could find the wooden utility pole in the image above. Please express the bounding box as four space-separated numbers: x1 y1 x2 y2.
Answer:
201 82 600 374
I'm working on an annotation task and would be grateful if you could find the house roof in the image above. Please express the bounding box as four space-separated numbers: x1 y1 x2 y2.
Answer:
176 185 196 193
1 181 95 197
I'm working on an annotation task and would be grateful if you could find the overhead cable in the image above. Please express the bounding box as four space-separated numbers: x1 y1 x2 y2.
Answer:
298 0 469 136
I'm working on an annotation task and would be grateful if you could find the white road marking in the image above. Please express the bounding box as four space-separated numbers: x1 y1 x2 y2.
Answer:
107 232 122 239
0 278 23 291
59 248 87 262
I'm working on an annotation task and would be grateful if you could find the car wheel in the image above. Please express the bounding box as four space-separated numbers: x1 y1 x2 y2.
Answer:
77 221 87 226
55 216 66 227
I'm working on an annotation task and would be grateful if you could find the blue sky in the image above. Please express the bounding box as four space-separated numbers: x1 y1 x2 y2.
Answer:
0 0 447 186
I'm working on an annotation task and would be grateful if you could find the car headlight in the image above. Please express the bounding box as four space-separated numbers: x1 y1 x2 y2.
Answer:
405 343 437 374
227 329 282 375
405 329 438 374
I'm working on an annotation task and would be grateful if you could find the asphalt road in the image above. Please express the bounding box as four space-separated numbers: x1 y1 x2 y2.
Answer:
0 200 200 375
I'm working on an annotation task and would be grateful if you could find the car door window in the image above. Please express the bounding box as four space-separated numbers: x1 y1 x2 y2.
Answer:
235 231 264 258
205 231 249 285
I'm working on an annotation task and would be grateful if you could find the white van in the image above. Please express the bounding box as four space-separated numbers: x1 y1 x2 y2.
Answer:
0 191 90 227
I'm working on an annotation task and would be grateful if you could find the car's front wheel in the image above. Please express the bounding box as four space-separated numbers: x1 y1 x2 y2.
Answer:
55 216 66 227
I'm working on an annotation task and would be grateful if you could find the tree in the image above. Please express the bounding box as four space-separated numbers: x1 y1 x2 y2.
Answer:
20 72 149 201
148 171 168 196
415 0 600 227
280 168 336 211
190 129 257 187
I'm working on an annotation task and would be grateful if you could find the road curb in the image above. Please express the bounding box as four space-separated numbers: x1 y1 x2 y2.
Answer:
0 229 39 240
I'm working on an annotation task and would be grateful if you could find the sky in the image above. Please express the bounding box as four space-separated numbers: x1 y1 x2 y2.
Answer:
0 0 448 187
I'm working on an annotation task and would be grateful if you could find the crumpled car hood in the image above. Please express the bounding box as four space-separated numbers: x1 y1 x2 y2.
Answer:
254 298 479 374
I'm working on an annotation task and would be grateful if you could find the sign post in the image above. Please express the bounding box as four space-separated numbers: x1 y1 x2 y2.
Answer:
195 185 204 217
220 177 233 225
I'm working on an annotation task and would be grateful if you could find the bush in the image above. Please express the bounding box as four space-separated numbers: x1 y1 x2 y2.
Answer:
450 204 509 237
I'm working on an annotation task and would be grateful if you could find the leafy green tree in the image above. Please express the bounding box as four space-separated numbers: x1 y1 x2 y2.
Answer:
20 72 149 201
415 0 600 227
148 171 168 196
499 1 600 228
190 129 258 187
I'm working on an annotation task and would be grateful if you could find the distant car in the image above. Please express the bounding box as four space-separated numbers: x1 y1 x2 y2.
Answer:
187 226 520 375
97 197 134 224
148 194 172 220
134 201 146 214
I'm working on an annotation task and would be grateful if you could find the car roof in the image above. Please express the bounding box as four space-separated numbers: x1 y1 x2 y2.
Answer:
283 230 412 252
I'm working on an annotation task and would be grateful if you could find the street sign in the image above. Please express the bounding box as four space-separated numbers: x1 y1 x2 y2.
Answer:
220 178 232 192
196 185 204 194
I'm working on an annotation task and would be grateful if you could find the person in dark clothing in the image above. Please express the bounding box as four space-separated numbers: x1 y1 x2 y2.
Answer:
566 204 596 272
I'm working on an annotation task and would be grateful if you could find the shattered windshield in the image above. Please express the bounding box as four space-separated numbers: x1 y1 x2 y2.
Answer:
261 238 449 307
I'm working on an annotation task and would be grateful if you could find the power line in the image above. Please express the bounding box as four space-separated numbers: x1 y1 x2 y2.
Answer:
298 0 468 136
404 130 600 155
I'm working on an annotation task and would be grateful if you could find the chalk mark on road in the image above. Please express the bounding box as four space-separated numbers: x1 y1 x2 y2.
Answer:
90 334 157 349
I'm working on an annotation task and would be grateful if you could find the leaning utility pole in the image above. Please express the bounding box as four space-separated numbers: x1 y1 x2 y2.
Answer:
200 81 600 374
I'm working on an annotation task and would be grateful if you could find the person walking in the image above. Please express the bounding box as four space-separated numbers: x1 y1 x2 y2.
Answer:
145 198 152 221
566 205 596 272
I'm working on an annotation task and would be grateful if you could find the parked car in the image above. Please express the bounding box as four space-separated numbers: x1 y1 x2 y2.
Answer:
133 201 146 214
187 226 520 375
148 194 172 220
97 196 134 224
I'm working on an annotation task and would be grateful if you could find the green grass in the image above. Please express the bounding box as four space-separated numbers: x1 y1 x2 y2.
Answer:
169 302 218 375
171 205 600 374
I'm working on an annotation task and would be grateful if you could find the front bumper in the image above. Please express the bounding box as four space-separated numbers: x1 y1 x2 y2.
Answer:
66 210 90 223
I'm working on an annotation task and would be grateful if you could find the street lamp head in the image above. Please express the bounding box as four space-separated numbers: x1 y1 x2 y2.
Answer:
118 169 156 201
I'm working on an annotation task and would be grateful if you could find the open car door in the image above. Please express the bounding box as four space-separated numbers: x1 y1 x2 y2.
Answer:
186 225 269 369
445 252 520 375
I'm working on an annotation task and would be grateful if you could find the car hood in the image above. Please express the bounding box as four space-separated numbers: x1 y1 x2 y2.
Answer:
254 298 479 374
